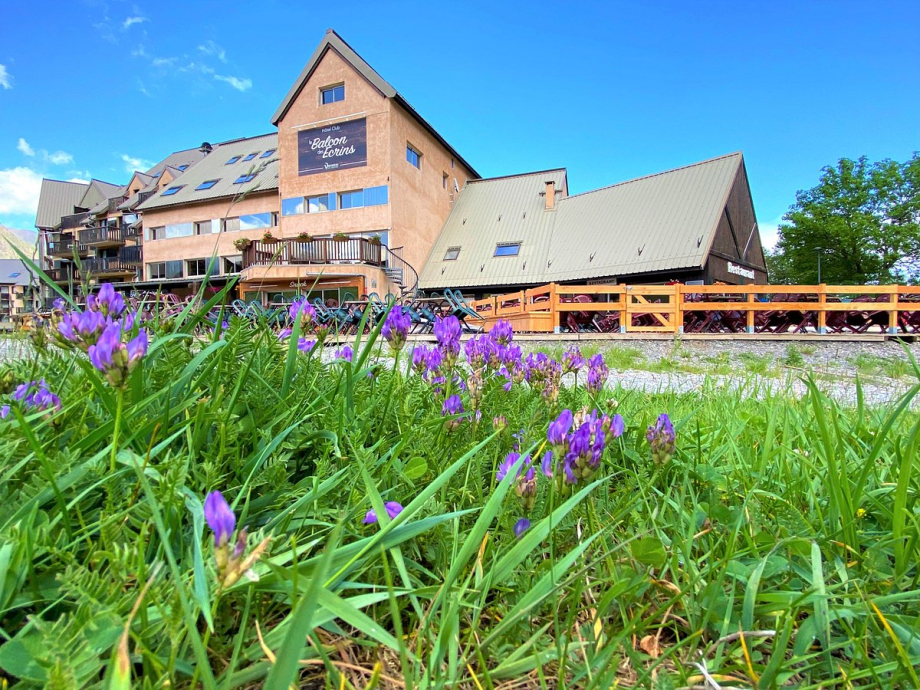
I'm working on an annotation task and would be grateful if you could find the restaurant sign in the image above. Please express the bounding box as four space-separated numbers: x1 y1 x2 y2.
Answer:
297 118 367 176
727 261 756 280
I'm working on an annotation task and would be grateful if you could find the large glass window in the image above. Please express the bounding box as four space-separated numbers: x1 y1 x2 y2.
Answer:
222 217 241 233
239 213 273 231
165 222 194 239
148 260 184 280
307 194 330 213
186 257 220 277
281 197 304 216
223 255 243 273
145 226 164 241
321 84 345 104
339 190 364 210
365 185 388 207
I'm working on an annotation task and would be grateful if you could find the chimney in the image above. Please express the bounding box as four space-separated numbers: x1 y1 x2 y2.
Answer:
544 180 556 210
199 142 213 154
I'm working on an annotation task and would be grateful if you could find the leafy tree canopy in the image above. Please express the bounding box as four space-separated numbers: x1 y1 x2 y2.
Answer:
770 153 920 284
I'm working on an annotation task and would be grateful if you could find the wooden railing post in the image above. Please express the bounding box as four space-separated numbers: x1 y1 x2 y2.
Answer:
817 284 827 334
746 288 756 333
550 283 559 333
889 284 899 335
622 286 630 333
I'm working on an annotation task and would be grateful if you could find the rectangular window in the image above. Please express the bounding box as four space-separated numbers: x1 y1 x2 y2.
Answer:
339 189 364 210
307 194 330 213
223 255 243 273
222 217 240 233
281 197 304 216
444 247 461 261
239 213 272 231
148 260 183 280
443 173 448 189
242 153 258 161
365 185 388 207
226 156 241 165
196 179 219 190
193 220 214 236
260 149 276 158
186 258 207 277
161 185 184 196
165 222 194 239
494 243 521 257
234 173 256 184
406 144 421 169
320 84 345 104
146 226 164 241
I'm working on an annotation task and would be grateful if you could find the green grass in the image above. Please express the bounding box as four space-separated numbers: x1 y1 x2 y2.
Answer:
852 352 912 379
0 305 918 688
739 351 775 375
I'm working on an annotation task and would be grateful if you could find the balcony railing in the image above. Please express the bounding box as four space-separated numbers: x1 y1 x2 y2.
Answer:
242 237 383 269
47 267 79 283
79 225 127 247
47 233 88 258
60 212 90 230
83 246 142 276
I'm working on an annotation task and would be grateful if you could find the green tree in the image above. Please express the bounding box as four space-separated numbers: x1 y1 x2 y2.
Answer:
772 153 920 284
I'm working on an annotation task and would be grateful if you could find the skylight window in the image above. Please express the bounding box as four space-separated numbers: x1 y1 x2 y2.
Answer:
260 149 276 158
444 247 460 261
177 164 189 171
161 186 184 197
242 153 258 161
233 174 257 184
494 243 520 257
225 156 241 165
196 179 219 191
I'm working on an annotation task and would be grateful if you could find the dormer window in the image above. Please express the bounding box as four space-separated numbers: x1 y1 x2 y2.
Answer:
321 84 345 105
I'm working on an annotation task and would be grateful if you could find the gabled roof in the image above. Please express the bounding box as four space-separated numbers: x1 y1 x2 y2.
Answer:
78 179 122 211
419 152 748 289
271 29 478 178
35 179 89 229
144 147 209 178
138 133 279 212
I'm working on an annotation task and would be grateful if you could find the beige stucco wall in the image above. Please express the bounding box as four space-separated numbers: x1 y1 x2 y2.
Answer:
141 192 279 275
275 46 475 282
240 263 392 298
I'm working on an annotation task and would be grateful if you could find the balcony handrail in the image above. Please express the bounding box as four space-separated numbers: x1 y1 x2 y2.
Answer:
79 225 127 245
242 237 384 269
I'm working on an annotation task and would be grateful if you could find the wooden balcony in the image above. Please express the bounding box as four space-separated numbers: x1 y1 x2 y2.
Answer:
47 267 79 283
242 237 383 269
47 233 89 258
83 246 142 277
59 212 90 230
79 225 127 248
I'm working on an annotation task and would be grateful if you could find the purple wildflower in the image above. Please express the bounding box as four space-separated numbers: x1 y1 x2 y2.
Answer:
289 298 316 327
548 409 574 447
541 450 553 477
363 501 404 524
11 379 62 414
490 319 513 346
297 337 316 353
87 322 148 387
335 345 353 362
442 394 464 416
513 518 531 539
585 353 610 394
57 310 108 350
497 451 522 482
277 328 292 341
609 414 625 438
434 315 461 364
562 347 586 374
52 297 66 311
382 306 412 351
86 283 126 318
647 413 676 464
204 490 236 547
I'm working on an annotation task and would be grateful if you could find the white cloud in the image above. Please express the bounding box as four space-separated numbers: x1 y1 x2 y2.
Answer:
45 150 74 165
122 16 148 29
152 56 177 67
197 40 226 63
214 74 252 92
0 64 12 90
0 167 43 217
67 169 93 181
121 153 153 174
68 177 90 184
131 44 149 58
17 138 34 157
181 62 215 75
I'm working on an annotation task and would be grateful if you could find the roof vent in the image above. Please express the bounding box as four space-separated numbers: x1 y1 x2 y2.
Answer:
480 264 485 272
544 181 556 210
523 211 526 219
638 244 645 256
498 214 501 222
697 235 703 247
589 252 596 262
462 218 467 225
522 261 527 270
200 142 213 154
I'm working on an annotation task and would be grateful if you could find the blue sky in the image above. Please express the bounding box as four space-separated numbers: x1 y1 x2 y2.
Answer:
1 1 917 248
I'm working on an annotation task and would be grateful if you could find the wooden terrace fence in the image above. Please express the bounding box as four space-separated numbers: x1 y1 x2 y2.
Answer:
468 283 920 336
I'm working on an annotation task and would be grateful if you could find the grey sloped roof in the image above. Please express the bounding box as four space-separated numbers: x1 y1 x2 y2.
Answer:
420 169 568 289
419 152 745 289
271 29 478 178
145 148 209 177
35 179 89 228
0 259 35 286
138 133 278 211
78 179 122 211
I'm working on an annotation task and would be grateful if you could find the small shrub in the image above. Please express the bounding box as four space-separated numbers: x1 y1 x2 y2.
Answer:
739 351 773 375
783 344 805 368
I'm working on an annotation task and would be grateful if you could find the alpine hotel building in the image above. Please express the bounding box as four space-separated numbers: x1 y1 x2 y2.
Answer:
35 30 767 306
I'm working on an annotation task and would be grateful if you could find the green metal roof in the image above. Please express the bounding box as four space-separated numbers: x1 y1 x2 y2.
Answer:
419 152 747 289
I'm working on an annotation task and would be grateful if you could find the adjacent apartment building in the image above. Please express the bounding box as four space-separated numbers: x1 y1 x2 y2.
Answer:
34 29 766 308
